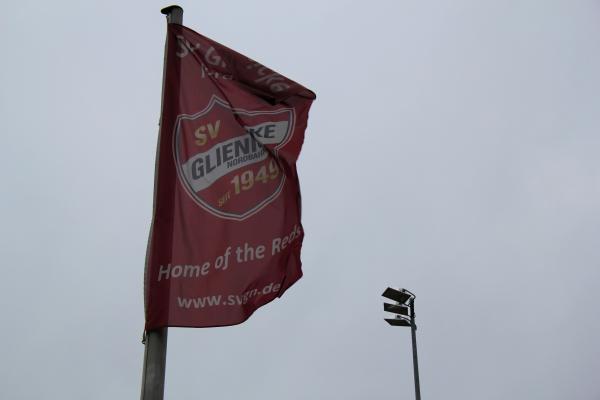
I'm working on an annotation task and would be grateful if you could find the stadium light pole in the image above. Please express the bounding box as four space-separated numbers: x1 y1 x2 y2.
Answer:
382 287 421 400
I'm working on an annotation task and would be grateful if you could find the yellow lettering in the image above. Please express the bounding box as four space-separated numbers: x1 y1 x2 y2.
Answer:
207 120 221 139
194 120 220 146
194 126 207 146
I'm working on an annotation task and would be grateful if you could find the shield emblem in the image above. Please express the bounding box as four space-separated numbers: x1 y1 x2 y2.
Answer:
173 96 295 220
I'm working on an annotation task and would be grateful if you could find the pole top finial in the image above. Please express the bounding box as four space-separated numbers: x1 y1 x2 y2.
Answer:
161 5 183 24
161 5 183 15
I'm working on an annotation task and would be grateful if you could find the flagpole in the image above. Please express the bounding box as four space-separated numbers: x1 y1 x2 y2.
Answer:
140 328 168 400
140 6 183 400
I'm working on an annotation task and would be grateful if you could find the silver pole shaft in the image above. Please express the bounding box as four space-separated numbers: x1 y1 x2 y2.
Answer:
410 299 421 400
140 6 183 400
140 328 169 400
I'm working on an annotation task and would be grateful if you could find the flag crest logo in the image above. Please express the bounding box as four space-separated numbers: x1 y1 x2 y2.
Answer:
173 95 295 220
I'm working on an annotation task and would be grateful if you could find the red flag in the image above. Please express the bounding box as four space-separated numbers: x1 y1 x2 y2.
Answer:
144 24 315 330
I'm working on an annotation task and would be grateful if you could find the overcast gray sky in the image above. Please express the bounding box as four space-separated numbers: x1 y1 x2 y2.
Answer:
1 1 600 399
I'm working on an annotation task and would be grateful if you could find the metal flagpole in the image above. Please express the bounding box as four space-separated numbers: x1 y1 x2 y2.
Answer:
140 5 183 400
140 328 168 400
410 298 422 400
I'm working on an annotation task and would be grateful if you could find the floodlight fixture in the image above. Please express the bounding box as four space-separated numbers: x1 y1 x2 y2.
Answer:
382 287 413 305
383 303 410 316
385 317 412 327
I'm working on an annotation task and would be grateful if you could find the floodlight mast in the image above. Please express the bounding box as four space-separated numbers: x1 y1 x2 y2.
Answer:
409 296 421 400
382 287 421 400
